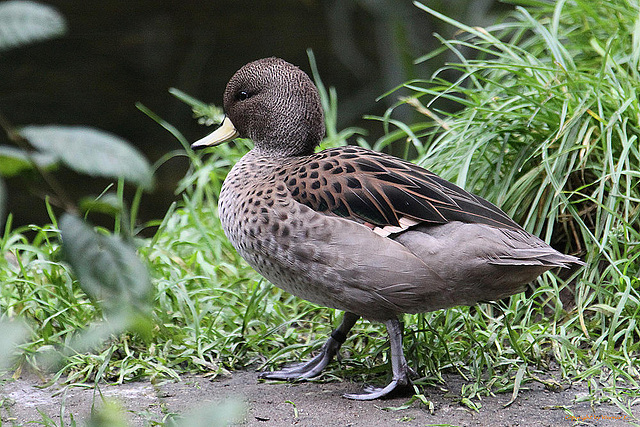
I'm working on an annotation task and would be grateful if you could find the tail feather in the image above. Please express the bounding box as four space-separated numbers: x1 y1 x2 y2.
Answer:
488 250 584 268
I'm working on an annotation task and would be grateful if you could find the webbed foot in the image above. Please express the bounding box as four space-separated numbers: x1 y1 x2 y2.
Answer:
343 378 414 400
259 312 359 381
258 341 338 380
342 318 416 400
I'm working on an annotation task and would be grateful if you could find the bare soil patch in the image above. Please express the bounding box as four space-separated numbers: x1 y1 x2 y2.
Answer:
1 371 635 426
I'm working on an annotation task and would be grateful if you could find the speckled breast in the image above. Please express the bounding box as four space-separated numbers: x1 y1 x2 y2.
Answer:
217 150 338 306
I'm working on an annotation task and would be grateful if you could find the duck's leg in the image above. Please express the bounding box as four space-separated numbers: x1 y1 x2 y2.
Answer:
343 318 415 400
259 312 359 380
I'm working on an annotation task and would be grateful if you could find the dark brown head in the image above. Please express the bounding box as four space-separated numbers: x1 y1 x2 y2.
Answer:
192 58 325 157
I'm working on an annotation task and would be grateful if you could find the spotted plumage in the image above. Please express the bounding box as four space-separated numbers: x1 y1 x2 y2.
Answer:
191 57 584 400
281 146 523 233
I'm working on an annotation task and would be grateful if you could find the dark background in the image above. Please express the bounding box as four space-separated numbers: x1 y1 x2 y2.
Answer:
0 0 507 228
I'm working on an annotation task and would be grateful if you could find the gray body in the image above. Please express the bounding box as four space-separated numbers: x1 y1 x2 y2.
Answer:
219 149 570 321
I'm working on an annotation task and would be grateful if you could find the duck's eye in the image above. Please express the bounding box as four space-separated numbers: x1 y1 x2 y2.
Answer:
237 91 250 101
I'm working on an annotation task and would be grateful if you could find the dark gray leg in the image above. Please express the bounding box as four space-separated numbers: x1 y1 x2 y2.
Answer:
343 318 415 400
259 312 359 380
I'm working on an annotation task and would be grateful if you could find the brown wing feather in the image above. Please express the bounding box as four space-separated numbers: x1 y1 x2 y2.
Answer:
283 146 522 231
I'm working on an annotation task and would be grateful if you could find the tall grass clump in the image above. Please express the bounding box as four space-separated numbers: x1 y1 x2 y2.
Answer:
371 0 639 409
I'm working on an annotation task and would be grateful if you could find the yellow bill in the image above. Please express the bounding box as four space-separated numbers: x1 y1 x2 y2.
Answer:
191 116 240 149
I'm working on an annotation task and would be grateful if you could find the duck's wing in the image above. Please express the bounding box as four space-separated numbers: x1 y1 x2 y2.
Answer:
284 146 522 235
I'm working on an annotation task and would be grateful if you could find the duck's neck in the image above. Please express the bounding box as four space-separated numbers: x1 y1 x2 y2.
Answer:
253 140 317 158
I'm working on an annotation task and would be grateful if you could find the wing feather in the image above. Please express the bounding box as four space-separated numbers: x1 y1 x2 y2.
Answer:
284 146 522 232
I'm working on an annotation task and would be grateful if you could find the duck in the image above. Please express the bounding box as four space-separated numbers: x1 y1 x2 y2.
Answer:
191 57 583 400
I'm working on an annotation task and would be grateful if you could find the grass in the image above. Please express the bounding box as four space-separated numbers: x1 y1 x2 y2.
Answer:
1 0 639 423
383 0 640 409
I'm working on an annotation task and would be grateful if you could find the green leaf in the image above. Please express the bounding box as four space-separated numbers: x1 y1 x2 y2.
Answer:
504 364 527 408
20 125 154 190
169 87 224 124
168 400 245 427
0 177 5 226
0 319 27 370
59 213 152 318
85 399 129 427
79 193 123 217
0 1 67 52
0 145 58 177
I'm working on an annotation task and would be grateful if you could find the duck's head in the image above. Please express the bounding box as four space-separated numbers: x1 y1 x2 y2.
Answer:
191 57 325 157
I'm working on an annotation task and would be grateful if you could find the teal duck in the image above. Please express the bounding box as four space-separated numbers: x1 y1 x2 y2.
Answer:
192 57 583 400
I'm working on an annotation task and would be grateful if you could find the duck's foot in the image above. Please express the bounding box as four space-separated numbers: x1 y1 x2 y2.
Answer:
259 312 359 381
343 378 414 400
258 342 337 380
342 318 416 401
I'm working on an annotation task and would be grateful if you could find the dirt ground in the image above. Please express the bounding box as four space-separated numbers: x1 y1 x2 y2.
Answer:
1 371 636 426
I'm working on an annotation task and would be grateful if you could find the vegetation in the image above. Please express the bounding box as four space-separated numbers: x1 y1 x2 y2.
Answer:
394 0 639 407
1 0 639 424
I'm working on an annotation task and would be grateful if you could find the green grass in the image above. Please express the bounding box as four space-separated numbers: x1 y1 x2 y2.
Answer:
382 0 640 410
1 0 639 423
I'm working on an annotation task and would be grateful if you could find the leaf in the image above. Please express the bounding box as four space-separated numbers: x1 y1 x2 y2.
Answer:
20 125 154 190
85 399 129 427
59 213 152 318
168 400 245 427
0 319 28 370
0 1 67 52
169 87 224 126
0 145 58 177
0 177 5 226
504 364 527 408
79 193 123 217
